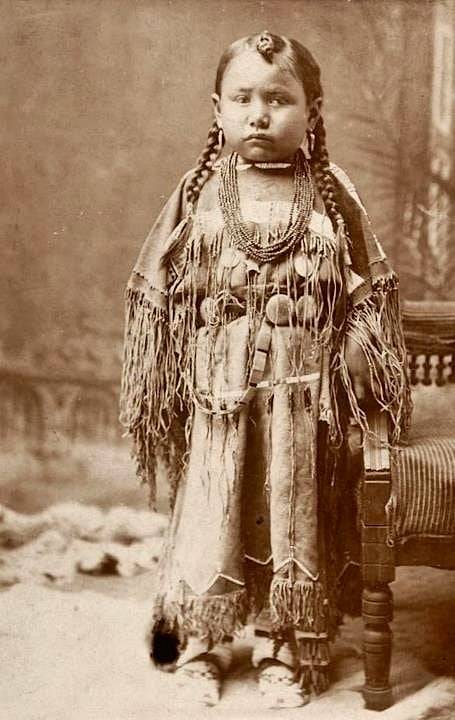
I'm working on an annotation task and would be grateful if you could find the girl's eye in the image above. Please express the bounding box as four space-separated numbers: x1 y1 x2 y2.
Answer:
268 96 287 106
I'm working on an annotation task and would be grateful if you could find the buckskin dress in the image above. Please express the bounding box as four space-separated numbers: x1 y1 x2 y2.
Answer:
120 158 411 677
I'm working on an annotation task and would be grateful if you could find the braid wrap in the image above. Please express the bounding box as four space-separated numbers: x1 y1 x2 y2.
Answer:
186 121 223 207
310 117 344 231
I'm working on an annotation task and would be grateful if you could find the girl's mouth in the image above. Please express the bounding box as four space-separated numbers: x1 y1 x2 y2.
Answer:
245 134 273 142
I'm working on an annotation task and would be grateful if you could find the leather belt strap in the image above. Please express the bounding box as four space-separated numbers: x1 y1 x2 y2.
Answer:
240 317 319 406
191 316 320 415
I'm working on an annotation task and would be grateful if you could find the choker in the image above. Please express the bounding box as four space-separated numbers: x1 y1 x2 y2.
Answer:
238 161 293 171
214 159 294 171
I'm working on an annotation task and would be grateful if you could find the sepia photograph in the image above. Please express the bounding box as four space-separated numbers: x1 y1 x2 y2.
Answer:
1 1 455 718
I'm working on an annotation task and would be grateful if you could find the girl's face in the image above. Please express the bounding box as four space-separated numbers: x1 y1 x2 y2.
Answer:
213 50 314 163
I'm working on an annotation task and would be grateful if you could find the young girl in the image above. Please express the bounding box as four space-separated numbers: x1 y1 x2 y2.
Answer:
120 32 410 708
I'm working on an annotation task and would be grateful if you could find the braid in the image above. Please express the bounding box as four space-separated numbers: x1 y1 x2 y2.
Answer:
186 120 224 207
310 116 344 230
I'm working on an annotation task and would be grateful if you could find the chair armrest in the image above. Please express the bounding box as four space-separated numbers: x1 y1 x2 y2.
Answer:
363 409 390 479
361 407 395 584
402 300 455 356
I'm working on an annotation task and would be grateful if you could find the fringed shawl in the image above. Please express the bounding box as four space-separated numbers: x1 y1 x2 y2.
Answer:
119 164 412 506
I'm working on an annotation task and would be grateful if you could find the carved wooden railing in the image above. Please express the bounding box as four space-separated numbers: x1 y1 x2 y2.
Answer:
0 367 121 457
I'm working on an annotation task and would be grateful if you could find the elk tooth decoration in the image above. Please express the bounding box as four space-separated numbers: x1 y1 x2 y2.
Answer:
318 257 331 282
265 294 296 326
294 253 315 279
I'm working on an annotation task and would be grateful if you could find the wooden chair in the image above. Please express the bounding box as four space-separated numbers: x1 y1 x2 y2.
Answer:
361 300 455 710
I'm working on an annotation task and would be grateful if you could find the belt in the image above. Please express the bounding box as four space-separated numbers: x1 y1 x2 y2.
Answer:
191 294 320 416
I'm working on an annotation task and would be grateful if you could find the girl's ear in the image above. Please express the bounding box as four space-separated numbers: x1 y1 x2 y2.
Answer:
308 97 322 130
212 93 222 127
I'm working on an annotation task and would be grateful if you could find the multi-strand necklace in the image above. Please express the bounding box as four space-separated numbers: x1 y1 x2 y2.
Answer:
218 149 314 264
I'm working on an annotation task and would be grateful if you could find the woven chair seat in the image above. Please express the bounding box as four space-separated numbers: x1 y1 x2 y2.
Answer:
389 384 455 543
391 436 455 542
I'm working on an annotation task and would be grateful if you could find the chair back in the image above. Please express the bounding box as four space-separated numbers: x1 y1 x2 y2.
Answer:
402 301 455 386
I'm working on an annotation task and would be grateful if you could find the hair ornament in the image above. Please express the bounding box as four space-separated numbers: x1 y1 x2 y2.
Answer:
256 31 275 62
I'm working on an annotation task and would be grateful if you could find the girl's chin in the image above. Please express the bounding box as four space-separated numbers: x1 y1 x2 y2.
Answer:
232 145 300 164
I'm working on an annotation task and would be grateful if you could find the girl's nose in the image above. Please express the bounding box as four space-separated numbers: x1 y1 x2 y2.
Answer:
248 102 270 129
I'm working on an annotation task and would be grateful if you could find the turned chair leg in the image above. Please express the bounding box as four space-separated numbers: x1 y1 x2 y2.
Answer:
362 584 393 711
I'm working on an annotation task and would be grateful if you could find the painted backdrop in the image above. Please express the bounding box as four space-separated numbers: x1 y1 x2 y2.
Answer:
1 0 447 510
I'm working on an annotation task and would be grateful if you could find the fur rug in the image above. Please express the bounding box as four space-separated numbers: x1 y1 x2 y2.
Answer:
1 565 455 720
0 502 166 586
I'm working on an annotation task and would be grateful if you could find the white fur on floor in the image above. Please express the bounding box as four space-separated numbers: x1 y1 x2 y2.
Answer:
0 503 167 586
2 567 455 720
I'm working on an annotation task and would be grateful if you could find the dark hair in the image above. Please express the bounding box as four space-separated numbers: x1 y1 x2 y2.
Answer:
186 31 343 228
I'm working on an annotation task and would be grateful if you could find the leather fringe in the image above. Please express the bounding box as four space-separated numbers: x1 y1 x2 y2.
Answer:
149 588 249 666
331 284 412 447
119 288 179 506
269 578 328 634
298 637 331 694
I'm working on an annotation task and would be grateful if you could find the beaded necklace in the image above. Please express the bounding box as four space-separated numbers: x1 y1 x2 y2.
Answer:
218 149 314 264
